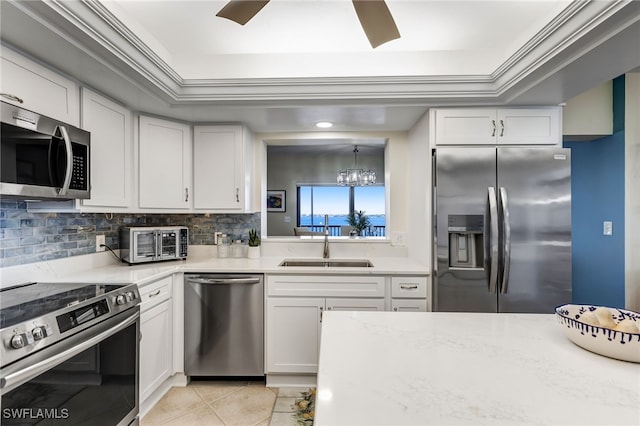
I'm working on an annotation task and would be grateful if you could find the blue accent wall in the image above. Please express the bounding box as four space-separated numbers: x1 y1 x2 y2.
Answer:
564 76 625 308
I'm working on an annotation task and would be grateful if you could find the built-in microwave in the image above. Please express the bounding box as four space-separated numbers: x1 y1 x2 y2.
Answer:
120 226 189 264
0 101 91 200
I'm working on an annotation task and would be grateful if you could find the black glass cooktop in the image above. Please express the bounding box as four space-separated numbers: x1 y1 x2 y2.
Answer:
0 282 126 329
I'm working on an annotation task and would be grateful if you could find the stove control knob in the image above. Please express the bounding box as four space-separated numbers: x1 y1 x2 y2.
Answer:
126 291 135 301
115 294 127 305
10 334 25 349
32 326 47 341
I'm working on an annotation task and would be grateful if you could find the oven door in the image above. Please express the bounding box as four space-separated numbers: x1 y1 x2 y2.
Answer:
158 230 179 261
1 308 139 426
131 230 158 263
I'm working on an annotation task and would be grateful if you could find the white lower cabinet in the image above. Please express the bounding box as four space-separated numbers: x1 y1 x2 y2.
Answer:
266 297 324 374
266 296 385 374
265 275 386 375
139 276 173 404
391 298 428 312
391 276 430 312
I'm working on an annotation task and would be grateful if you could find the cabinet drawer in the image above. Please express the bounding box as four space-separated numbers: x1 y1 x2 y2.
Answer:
391 299 428 312
391 276 428 298
139 276 172 312
267 275 385 298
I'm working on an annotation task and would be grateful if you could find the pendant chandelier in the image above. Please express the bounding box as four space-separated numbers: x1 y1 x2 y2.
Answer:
337 145 376 186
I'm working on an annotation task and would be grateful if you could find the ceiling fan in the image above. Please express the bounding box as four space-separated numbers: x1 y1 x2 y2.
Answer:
216 0 400 48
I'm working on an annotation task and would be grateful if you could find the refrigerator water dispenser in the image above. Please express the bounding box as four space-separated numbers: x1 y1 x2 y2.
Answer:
448 214 484 268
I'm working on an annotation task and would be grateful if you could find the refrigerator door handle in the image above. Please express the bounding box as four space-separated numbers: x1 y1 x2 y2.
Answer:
499 187 511 294
486 187 499 293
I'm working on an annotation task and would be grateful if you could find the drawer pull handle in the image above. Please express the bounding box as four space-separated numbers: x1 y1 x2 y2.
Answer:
148 290 161 298
400 285 418 290
1 93 24 103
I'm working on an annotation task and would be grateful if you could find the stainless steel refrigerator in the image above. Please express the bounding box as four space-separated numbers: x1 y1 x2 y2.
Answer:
433 147 571 313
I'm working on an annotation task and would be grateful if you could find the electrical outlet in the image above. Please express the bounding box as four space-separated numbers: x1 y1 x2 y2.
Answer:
603 221 613 236
96 235 106 252
391 232 406 246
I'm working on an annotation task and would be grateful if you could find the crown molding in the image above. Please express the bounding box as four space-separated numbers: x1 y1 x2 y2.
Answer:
4 0 639 106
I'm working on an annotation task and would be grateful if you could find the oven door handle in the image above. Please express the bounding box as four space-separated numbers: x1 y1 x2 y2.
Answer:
1 310 138 392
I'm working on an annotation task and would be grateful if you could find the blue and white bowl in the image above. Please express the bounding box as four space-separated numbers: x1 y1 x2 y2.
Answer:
555 304 640 363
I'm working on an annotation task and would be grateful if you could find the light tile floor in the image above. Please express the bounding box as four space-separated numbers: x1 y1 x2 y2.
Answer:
140 380 303 426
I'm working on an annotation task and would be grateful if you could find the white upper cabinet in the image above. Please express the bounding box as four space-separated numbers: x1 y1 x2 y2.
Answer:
434 107 561 146
1 47 79 126
139 116 192 209
193 125 254 212
80 88 132 210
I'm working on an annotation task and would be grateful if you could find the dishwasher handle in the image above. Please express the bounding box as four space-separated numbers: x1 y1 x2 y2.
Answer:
187 277 261 285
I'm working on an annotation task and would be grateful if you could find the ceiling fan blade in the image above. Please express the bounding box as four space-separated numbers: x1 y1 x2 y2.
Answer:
352 0 400 48
216 0 270 25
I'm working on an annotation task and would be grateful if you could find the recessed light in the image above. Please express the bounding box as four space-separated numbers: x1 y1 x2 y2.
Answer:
316 121 333 128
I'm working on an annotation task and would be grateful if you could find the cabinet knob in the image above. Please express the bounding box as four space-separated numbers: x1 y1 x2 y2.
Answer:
185 188 189 202
500 119 505 137
491 120 496 137
236 188 240 203
393 307 398 312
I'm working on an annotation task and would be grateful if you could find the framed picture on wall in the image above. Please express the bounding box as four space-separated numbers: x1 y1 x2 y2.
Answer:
267 190 286 212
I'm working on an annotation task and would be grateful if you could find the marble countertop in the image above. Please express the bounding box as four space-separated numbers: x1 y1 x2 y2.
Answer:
315 311 640 425
0 250 428 288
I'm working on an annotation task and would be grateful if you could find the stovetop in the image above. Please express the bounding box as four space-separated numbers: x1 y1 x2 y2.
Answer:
0 281 140 368
0 282 127 329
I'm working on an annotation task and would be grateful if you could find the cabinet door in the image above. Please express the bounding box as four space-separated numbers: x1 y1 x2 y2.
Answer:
391 299 428 312
435 109 497 145
193 126 244 210
266 298 324 374
1 47 79 126
497 108 560 145
325 298 385 312
80 88 132 209
139 116 191 209
140 299 172 403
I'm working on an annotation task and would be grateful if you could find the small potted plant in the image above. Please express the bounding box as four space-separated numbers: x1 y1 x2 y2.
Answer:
247 229 261 258
347 210 371 237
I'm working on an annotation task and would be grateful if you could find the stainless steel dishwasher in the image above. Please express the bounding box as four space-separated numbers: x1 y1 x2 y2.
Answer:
184 274 264 377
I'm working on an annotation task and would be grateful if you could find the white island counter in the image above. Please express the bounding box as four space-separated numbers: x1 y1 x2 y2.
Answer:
315 312 640 425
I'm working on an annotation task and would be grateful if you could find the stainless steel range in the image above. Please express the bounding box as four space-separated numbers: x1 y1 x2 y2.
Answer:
0 282 141 426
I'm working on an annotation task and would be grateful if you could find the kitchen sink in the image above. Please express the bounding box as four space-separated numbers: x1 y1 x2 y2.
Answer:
279 259 374 267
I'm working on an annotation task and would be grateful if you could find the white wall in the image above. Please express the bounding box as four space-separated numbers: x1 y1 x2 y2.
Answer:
406 112 431 265
625 72 640 311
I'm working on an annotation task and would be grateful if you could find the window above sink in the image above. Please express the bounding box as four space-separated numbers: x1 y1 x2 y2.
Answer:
266 140 387 238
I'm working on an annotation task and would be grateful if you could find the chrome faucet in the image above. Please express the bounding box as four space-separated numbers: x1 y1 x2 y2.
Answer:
323 214 330 259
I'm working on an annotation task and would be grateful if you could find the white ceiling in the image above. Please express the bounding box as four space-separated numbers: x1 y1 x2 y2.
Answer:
1 1 639 132
103 0 571 79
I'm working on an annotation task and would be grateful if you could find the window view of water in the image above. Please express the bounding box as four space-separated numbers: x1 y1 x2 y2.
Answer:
298 185 386 236
299 214 386 227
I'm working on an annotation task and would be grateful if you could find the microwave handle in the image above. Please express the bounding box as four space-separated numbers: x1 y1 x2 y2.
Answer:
55 125 73 196
155 231 160 259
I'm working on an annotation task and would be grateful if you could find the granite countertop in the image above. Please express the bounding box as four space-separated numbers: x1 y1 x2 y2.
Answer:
314 311 640 425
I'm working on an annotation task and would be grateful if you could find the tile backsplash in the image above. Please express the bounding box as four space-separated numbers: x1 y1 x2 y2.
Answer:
0 201 260 267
